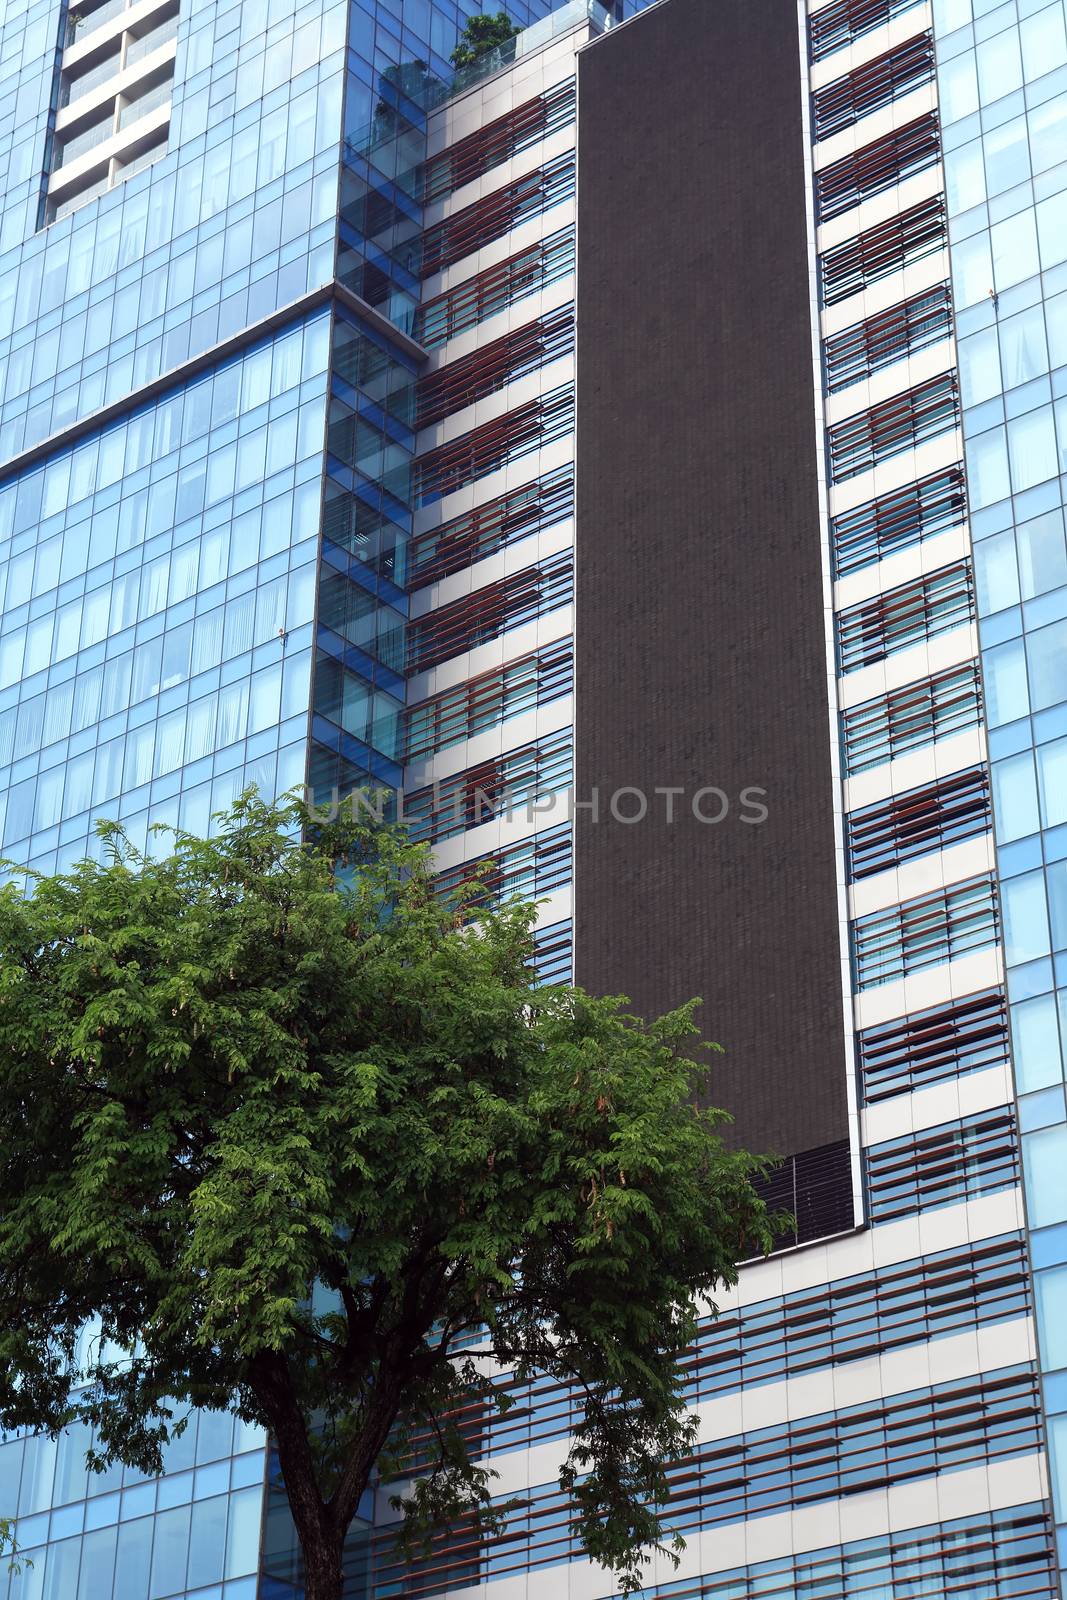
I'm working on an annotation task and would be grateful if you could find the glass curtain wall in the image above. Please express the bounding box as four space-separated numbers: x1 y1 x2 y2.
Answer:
932 0 1067 1587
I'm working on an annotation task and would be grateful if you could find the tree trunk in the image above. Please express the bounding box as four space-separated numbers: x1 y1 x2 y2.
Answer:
300 1534 345 1600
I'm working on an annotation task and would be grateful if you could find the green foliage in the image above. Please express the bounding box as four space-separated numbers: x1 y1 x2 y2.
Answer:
450 10 518 69
0 795 776 1600
0 1519 29 1576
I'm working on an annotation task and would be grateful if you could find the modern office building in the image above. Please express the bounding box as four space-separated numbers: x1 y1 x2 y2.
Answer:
0 0 1065 1594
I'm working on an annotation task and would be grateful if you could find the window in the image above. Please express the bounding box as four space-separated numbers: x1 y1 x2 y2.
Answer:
406 554 573 674
532 919 572 987
809 0 925 61
46 0 179 224
828 370 959 482
403 728 572 843
413 383 574 505
433 822 572 911
820 194 947 306
841 661 983 774
851 874 999 989
858 987 1008 1102
847 766 990 880
404 642 572 760
410 1232 1030 1462
414 308 574 429
420 81 575 203
376 1368 1042 1595
824 283 953 393
831 465 966 576
865 1106 1018 1222
813 32 935 141
409 466 573 589
836 560 974 672
414 228 575 350
419 155 575 279
816 112 941 222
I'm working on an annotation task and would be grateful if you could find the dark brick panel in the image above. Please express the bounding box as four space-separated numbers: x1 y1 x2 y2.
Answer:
574 0 851 1162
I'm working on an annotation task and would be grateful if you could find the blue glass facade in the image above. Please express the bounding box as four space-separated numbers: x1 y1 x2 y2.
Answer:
5 0 1064 1595
0 315 325 872
932 0 1067 1586
0 0 595 1592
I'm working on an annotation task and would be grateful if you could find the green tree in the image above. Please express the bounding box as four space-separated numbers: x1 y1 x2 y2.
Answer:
450 10 518 69
0 795 775 1600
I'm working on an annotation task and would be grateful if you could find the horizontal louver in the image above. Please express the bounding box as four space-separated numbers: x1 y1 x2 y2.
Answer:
842 660 983 773
532 919 572 986
406 1233 1030 1460
847 767 990 879
828 370 959 482
415 308 574 429
414 227 575 349
852 874 999 989
377 1369 1043 1594
824 282 953 394
419 154 575 279
836 559 974 672
831 465 966 575
858 987 1009 1103
816 112 941 223
866 1107 1018 1222
414 383 573 505
404 727 573 843
820 194 947 306
813 32 935 141
410 466 573 589
420 80 575 203
404 640 572 760
433 821 572 909
810 0 924 61
407 553 572 674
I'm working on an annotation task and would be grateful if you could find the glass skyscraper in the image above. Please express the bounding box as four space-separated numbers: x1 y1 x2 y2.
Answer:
1 0 1067 1596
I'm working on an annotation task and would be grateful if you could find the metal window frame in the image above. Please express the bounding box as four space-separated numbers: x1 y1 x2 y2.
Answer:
820 194 947 306
813 32 935 142
857 987 1009 1103
842 661 983 774
824 282 953 394
831 464 966 576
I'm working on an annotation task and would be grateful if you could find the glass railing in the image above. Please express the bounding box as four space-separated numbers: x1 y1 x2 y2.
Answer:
55 108 115 166
448 0 616 98
117 76 171 128
117 130 168 178
61 43 121 106
65 0 126 46
125 12 178 66
345 0 615 162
